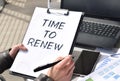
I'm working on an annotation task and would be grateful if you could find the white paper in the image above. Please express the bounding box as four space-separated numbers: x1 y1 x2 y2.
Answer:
10 7 82 78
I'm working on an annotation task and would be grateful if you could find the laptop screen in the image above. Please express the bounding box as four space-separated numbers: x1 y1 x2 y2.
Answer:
60 0 120 19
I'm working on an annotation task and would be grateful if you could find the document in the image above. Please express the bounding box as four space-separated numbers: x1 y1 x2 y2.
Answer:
77 56 120 81
10 7 82 78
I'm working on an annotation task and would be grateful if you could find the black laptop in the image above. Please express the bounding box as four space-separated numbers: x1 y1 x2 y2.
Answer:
60 0 120 48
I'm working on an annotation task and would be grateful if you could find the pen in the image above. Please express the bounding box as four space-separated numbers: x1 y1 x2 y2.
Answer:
34 60 61 72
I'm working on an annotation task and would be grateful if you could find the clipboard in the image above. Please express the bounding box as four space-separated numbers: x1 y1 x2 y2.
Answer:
10 7 83 79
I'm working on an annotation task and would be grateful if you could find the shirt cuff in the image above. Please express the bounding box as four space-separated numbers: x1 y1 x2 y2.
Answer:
34 73 54 81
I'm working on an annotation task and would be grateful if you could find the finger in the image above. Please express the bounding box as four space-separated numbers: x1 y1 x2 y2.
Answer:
11 44 26 53
66 62 75 75
55 56 64 61
18 44 28 51
9 44 27 58
62 59 74 75
60 58 74 76
56 55 72 68
66 65 75 80
10 45 19 54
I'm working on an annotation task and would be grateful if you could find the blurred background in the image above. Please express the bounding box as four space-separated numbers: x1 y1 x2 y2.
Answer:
0 0 60 81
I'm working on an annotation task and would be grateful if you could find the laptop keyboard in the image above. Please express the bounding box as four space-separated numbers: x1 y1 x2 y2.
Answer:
79 21 120 38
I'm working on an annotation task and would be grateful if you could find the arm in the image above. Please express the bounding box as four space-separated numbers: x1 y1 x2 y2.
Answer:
0 44 27 74
0 49 14 74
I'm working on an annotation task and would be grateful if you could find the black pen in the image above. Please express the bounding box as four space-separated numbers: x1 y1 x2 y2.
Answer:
34 60 61 72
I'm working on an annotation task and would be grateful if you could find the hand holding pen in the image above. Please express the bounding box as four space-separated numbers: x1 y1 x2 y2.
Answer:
34 55 75 81
47 55 75 81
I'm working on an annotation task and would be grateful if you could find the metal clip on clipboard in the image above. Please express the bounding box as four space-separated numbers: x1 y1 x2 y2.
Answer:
47 0 69 16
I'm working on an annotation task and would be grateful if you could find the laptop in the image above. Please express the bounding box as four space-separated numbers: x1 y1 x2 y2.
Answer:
60 0 120 49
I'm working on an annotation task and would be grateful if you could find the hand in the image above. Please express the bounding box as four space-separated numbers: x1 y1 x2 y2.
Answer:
9 44 27 59
47 55 75 81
